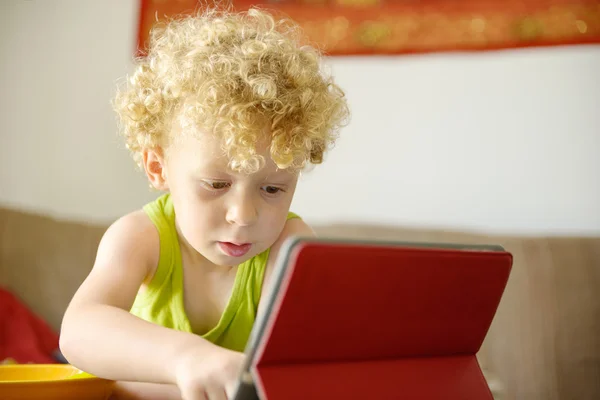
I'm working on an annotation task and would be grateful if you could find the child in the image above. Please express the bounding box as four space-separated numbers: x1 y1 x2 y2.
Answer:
59 5 349 400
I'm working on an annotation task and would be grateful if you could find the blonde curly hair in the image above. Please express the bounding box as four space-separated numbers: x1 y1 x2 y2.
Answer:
113 6 349 174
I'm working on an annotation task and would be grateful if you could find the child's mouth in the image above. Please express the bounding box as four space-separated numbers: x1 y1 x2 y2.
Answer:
218 242 252 257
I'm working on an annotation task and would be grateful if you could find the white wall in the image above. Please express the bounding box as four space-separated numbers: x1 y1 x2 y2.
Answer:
0 0 156 221
1 0 599 235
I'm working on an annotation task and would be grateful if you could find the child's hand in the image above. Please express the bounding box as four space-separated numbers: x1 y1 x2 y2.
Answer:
174 346 245 400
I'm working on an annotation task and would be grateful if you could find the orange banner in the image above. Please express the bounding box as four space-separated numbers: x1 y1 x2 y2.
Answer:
137 0 600 56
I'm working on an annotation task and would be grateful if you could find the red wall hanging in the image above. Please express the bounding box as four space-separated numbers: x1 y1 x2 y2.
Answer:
137 0 600 56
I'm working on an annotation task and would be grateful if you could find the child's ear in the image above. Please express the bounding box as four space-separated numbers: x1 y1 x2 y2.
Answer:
142 148 169 191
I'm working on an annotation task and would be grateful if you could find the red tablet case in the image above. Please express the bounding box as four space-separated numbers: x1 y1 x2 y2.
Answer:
243 239 512 400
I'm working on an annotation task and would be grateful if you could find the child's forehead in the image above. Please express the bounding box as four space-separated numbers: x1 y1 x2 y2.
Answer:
168 128 282 173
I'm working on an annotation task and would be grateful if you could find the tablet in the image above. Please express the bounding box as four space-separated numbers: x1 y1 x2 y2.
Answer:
232 237 512 400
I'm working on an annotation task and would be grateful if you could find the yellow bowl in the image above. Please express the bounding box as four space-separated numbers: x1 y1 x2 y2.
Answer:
0 364 114 400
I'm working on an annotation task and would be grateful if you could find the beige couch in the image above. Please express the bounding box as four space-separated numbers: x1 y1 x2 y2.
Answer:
1 205 598 400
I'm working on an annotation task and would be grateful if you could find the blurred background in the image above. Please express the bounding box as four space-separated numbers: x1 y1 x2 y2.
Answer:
1 0 598 234
0 1 598 399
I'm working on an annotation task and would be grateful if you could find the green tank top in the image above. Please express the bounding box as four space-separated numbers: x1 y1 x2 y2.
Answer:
130 193 299 352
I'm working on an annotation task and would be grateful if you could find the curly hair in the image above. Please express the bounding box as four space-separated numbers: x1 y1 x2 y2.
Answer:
113 6 350 174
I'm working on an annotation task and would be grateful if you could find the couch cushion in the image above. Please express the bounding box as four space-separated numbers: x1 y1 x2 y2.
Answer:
0 206 107 333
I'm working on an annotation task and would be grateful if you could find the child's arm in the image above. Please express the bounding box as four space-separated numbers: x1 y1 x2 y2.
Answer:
60 211 242 399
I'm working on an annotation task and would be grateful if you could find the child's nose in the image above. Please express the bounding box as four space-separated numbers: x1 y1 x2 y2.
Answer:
225 196 258 227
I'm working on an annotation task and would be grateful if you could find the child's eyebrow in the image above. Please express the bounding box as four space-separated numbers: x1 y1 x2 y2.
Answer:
190 157 230 173
264 170 297 182
192 165 231 178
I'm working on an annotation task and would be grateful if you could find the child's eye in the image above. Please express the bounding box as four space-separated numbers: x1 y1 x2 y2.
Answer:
203 181 231 190
212 182 230 189
262 186 283 195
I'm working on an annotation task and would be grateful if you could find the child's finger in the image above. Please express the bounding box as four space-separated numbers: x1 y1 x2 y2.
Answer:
181 387 208 400
204 386 228 400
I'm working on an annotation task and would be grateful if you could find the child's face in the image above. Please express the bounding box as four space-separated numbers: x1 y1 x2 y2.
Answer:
158 128 299 267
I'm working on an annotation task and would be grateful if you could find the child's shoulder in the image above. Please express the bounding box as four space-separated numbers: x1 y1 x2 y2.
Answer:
96 208 160 278
104 207 158 242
